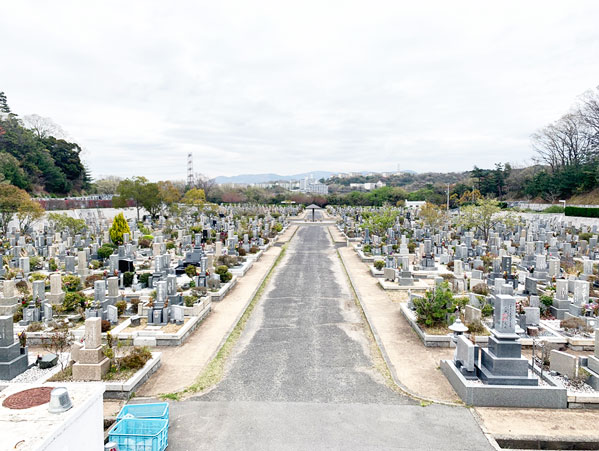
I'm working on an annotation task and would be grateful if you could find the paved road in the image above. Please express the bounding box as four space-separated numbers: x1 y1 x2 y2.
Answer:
168 225 492 450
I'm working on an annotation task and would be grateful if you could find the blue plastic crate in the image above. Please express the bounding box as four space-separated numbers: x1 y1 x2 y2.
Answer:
109 418 168 451
117 402 170 421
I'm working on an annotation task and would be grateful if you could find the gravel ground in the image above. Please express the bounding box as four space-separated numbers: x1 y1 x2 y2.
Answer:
0 353 69 384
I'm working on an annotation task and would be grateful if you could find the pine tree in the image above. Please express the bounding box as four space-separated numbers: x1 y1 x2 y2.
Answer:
109 212 131 245
0 91 11 114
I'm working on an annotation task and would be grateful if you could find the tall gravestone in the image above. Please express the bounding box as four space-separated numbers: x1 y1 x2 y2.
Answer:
47 273 65 305
0 280 19 315
0 315 29 379
477 295 537 386
72 317 110 380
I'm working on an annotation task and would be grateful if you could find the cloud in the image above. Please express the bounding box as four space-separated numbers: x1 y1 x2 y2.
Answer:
2 0 599 180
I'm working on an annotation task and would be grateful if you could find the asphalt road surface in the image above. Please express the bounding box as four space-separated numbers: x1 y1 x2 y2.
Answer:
168 225 492 450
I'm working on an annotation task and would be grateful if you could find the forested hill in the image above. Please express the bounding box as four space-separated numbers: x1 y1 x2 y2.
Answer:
0 91 89 195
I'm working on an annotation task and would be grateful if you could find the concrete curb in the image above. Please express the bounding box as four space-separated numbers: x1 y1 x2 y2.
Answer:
335 244 502 451
493 434 599 450
335 246 460 407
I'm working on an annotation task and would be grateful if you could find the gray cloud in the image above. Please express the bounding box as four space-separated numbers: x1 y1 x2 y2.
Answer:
2 0 599 181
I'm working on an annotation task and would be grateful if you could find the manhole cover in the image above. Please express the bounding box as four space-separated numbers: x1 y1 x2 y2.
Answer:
2 387 54 410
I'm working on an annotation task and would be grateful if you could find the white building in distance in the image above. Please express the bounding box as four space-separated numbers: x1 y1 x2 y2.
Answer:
299 175 329 195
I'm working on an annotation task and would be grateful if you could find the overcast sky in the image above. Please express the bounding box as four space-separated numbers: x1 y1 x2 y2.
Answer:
2 1 599 181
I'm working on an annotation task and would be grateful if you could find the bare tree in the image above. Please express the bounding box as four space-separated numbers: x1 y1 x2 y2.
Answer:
194 173 217 198
22 114 66 139
578 87 599 156
93 176 123 194
532 113 593 170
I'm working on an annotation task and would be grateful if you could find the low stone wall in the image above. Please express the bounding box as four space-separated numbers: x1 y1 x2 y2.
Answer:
104 352 161 399
441 360 568 408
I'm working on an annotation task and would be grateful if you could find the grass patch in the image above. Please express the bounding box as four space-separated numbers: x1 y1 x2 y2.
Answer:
420 325 451 335
188 244 288 393
47 365 73 382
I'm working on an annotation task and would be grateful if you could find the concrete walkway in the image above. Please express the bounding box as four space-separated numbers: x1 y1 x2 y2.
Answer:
168 224 492 450
330 224 599 444
136 225 297 397
331 226 459 403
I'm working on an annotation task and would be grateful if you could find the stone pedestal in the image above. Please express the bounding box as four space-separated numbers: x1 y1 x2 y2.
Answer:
476 295 538 386
0 296 19 315
72 317 110 381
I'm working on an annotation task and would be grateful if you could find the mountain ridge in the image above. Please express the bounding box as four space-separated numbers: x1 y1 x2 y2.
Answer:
215 170 416 184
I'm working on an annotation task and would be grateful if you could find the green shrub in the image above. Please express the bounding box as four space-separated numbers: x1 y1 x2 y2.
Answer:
29 272 46 282
543 205 564 214
374 260 385 271
90 260 102 270
215 265 232 284
166 241 176 250
579 232 593 242
49 258 58 271
481 303 493 317
123 271 134 287
115 300 127 316
414 282 455 327
29 256 43 270
363 244 372 254
97 244 116 260
565 206 599 218
139 273 151 286
63 291 87 312
184 295 196 307
62 275 81 292
273 223 283 233
119 346 152 370
540 295 553 308
185 265 197 279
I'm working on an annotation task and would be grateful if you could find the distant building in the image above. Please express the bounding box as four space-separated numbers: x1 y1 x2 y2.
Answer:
405 200 426 208
299 175 329 195
349 181 386 191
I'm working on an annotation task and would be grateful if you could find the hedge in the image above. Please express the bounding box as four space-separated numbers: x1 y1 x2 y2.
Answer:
565 206 599 218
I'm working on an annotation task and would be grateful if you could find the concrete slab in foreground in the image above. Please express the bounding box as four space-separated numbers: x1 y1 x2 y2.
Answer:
168 400 493 451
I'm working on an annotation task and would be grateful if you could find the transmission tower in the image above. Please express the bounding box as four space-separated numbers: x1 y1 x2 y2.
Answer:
187 152 194 187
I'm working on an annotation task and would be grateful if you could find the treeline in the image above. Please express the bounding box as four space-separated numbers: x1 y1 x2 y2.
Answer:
0 91 89 194
525 88 599 202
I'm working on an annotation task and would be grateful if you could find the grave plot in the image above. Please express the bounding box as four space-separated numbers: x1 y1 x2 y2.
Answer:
0 203 300 398
329 203 599 408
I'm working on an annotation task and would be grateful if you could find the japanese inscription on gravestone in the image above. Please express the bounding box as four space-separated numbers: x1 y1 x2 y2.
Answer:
494 295 516 334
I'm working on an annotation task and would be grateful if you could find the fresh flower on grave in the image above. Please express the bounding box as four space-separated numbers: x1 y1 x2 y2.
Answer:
17 331 26 348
